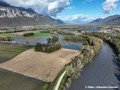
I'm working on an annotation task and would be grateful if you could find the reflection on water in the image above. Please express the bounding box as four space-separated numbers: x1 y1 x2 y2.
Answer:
61 44 83 50
63 29 69 31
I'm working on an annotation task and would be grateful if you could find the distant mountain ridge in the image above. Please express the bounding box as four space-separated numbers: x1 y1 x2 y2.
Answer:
0 1 64 26
89 18 103 24
89 15 120 25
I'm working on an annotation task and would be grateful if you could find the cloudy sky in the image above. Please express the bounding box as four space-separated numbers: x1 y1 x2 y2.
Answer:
2 0 120 24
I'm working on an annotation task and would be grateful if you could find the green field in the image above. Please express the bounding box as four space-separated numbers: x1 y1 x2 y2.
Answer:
0 33 14 37
0 43 31 63
34 33 51 37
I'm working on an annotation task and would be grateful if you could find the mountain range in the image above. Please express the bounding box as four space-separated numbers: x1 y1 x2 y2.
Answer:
0 1 64 26
1 1 120 26
89 15 120 25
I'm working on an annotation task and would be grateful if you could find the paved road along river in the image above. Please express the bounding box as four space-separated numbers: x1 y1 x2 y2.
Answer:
69 42 120 90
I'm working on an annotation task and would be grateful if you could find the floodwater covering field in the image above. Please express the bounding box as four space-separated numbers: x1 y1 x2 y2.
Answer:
61 44 82 50
0 32 82 89
10 35 83 50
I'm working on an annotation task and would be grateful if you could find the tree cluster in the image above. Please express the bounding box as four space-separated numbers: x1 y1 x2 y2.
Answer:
47 36 58 45
34 43 61 53
23 33 34 37
34 36 60 53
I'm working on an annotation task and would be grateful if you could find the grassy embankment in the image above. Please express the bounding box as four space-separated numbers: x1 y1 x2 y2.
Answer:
0 33 14 37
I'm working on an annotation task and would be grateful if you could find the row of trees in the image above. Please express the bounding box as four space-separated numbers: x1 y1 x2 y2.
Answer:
84 32 120 62
105 38 120 61
59 35 103 90
48 34 103 89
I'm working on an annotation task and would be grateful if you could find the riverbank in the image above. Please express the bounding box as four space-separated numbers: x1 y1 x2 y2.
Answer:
104 39 120 62
69 42 120 90
84 32 120 62
57 36 103 90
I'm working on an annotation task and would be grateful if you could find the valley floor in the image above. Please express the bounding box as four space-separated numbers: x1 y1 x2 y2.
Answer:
0 48 80 82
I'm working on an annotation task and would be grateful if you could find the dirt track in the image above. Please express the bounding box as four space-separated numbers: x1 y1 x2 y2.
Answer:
0 48 80 82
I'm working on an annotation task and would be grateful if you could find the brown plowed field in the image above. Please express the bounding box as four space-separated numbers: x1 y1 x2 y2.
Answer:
0 48 80 82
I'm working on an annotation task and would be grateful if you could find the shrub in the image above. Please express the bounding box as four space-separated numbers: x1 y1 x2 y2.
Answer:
42 83 48 90
23 33 34 37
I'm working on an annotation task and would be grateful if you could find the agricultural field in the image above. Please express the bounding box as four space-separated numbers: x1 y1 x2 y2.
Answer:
0 43 31 63
34 33 51 37
0 69 44 90
0 48 80 82
0 33 14 37
0 43 46 90
21 37 42 40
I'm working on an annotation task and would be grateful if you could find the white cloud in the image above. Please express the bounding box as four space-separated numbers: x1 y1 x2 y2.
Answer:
102 0 119 14
2 0 70 16
57 14 99 24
